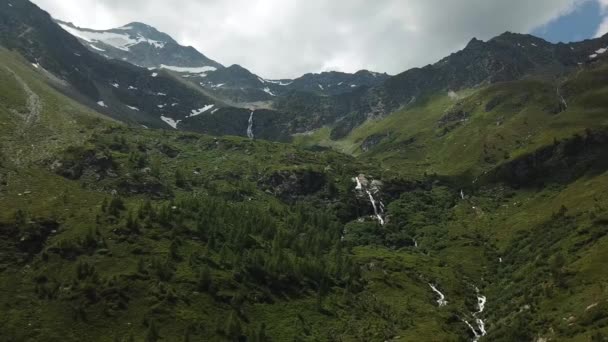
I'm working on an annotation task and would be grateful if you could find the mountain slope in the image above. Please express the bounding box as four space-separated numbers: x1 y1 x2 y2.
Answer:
1 3 608 341
290 32 608 140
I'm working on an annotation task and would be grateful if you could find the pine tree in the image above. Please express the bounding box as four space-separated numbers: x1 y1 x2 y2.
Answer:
145 321 160 342
197 266 212 292
169 239 180 260
14 209 27 226
225 311 242 341
175 169 187 188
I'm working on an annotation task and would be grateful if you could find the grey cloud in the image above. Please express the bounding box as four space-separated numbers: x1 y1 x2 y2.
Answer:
31 0 587 79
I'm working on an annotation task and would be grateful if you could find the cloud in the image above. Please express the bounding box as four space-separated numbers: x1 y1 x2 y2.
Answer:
31 0 585 79
596 0 608 37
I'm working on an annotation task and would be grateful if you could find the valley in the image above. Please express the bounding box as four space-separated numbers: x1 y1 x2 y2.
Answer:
0 0 607 341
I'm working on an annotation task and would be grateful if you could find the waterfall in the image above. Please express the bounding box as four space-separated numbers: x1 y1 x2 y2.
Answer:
462 318 481 341
557 86 568 109
366 190 385 225
354 176 363 190
247 111 255 139
429 284 447 307
353 175 385 225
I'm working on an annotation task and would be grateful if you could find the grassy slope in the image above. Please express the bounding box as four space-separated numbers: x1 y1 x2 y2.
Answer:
1 45 608 341
0 50 476 341
293 58 608 340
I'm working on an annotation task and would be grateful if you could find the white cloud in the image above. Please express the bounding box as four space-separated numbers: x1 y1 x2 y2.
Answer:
597 0 608 37
31 0 586 79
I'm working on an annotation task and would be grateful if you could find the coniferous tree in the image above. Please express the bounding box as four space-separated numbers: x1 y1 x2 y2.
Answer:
175 169 187 188
145 321 160 342
225 311 242 341
198 266 212 292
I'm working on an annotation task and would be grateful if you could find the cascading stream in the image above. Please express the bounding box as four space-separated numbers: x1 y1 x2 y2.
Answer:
462 286 488 341
429 283 448 307
473 287 487 338
247 110 255 139
353 175 385 225
366 190 385 225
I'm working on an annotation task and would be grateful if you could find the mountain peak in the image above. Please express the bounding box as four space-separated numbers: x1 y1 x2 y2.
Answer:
54 19 223 70
465 37 485 49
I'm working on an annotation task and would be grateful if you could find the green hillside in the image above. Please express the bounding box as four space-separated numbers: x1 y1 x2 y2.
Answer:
1 2 608 340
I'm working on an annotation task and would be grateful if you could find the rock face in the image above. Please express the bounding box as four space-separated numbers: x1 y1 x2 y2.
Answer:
51 148 116 180
0 220 59 264
260 169 326 202
488 130 608 187
361 133 390 152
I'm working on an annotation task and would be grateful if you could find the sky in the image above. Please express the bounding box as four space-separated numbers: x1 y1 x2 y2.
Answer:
30 0 608 79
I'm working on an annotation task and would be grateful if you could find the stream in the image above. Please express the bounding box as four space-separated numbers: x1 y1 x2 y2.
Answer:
429 284 448 307
462 287 487 341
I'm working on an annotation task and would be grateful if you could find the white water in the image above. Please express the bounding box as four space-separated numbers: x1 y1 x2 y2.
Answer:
354 176 363 190
473 287 487 338
462 287 487 341
353 175 385 225
462 318 481 340
429 284 447 307
366 190 385 225
247 111 255 139
557 86 568 109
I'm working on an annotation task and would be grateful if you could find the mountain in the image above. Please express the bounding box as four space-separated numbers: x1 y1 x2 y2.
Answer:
55 20 224 71
56 21 391 104
2 1 608 341
283 31 608 139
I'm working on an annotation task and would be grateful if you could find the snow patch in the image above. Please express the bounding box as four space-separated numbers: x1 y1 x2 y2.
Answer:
89 44 105 52
157 92 167 96
97 101 107 108
157 104 167 109
263 87 276 96
128 86 138 90
111 82 120 88
188 105 214 117
151 73 158 77
160 116 181 129
159 64 217 74
126 105 140 111
596 47 607 54
264 79 293 86
58 23 166 51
